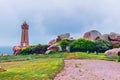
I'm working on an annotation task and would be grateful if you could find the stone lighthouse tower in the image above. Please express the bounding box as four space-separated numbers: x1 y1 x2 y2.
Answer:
21 21 29 47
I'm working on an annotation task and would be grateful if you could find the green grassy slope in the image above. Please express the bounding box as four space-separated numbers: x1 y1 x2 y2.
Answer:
0 52 118 80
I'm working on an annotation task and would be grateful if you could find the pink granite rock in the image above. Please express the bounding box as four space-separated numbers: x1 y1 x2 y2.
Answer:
47 44 59 51
84 31 120 46
108 32 120 45
13 46 22 56
83 30 102 40
111 41 120 45
109 32 120 41
46 33 72 53
48 39 56 45
59 33 70 39
102 34 109 40
104 48 120 56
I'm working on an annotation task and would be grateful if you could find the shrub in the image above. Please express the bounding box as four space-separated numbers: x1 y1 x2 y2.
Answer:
112 44 120 48
19 46 35 55
118 52 120 62
19 44 49 55
31 44 49 54
95 39 111 52
118 56 120 62
58 39 71 51
70 38 96 52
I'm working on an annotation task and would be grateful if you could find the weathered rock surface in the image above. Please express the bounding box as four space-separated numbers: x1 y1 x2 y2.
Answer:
109 32 120 41
104 48 120 56
102 34 109 40
59 33 70 40
108 32 120 45
47 33 72 53
84 30 120 46
111 41 120 45
48 39 56 45
13 46 22 56
47 44 59 51
48 33 71 46
83 30 102 40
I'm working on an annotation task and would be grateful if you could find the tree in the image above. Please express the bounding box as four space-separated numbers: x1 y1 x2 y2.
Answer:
59 39 71 51
95 39 111 52
70 38 96 52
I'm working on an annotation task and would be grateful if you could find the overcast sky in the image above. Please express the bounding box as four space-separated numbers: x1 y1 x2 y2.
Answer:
1 0 120 46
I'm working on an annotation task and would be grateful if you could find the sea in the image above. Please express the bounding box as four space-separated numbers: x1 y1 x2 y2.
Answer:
0 46 13 55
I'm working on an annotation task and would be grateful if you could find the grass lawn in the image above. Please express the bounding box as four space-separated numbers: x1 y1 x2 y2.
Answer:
0 52 118 80
0 58 63 80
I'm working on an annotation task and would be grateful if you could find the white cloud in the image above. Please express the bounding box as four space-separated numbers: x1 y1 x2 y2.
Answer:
1 0 120 46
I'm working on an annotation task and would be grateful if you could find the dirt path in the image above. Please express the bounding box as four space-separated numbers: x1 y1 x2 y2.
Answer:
54 59 120 80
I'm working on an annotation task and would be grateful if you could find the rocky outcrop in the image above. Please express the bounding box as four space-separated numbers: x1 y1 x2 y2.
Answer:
46 33 73 54
45 45 59 54
84 30 120 46
45 45 62 54
102 33 120 45
59 33 70 39
83 30 102 40
47 44 59 51
108 32 120 45
111 41 120 45
48 39 56 45
102 34 109 40
104 48 120 56
109 32 120 41
48 33 71 45
13 46 22 56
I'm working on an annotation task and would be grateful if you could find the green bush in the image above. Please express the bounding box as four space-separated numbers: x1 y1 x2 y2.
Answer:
95 39 111 52
31 44 49 54
70 38 96 52
19 46 35 55
58 39 71 51
118 56 120 62
112 44 120 48
19 44 49 55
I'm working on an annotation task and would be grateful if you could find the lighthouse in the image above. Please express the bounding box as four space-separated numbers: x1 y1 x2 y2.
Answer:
21 21 29 47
